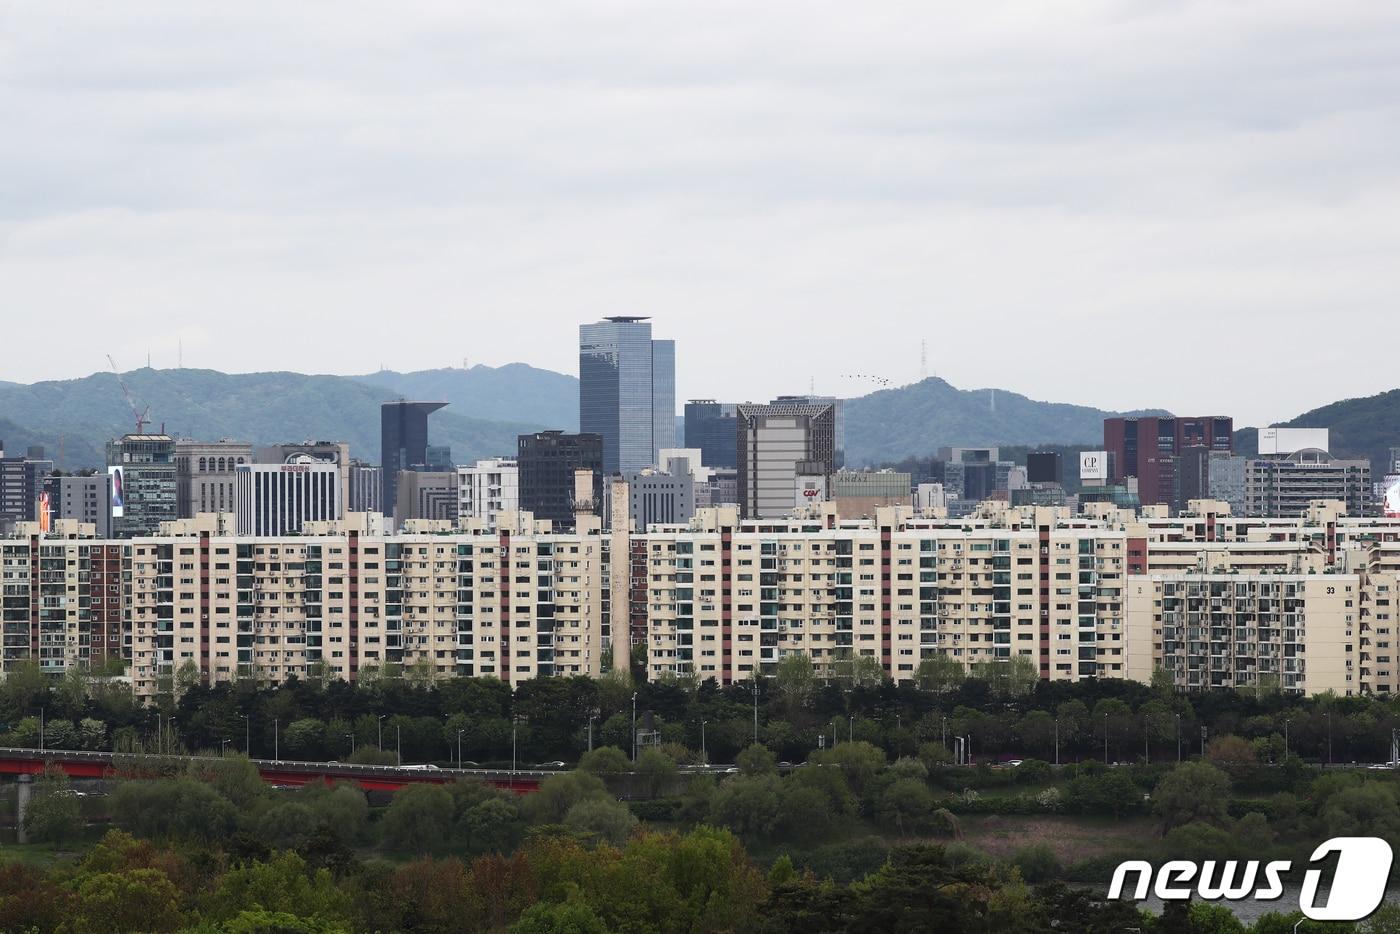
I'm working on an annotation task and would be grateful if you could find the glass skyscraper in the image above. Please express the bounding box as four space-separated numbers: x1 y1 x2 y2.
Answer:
579 317 675 474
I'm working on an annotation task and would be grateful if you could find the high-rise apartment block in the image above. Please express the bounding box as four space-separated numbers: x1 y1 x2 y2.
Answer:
518 432 603 529
579 317 675 474
11 496 1400 699
683 401 738 469
105 434 178 537
1103 416 1234 510
736 402 836 519
380 402 447 519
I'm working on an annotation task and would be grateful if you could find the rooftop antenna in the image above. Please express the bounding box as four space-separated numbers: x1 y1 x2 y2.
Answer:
178 339 183 369
920 339 928 381
990 388 996 413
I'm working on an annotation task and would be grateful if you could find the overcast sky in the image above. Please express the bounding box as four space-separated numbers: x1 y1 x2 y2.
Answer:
2 2 1397 426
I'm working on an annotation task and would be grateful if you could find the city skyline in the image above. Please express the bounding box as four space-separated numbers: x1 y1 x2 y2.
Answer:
3 3 1399 427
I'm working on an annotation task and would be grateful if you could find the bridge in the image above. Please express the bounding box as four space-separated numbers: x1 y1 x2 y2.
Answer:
0 747 548 794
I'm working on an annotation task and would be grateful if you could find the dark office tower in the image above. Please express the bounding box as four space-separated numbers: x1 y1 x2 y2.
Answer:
518 431 604 529
683 400 738 469
579 317 675 474
380 401 447 517
0 444 54 527
1179 445 1212 507
1026 452 1063 485
1103 416 1233 509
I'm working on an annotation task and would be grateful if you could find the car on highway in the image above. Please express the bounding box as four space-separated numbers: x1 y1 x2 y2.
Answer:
534 761 567 769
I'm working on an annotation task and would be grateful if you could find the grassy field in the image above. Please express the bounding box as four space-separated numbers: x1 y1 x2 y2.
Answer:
956 813 1154 865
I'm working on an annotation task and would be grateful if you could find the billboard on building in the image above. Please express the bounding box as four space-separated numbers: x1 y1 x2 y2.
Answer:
1080 451 1108 483
38 492 50 533
108 466 125 518
1385 476 1400 519
1257 427 1329 456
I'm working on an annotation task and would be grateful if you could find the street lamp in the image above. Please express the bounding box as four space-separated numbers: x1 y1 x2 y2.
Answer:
631 692 638 761
848 715 854 744
1103 713 1109 765
751 677 760 746
456 729 465 769
240 714 249 754
220 738 231 757
512 716 523 787
274 718 280 761
700 719 708 763
587 714 597 752
1284 718 1290 763
345 733 354 759
1054 717 1060 766
1176 714 1182 763
1326 711 1333 766
377 715 387 751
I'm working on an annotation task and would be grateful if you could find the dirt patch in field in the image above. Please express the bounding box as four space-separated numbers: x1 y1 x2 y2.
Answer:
956 815 1156 865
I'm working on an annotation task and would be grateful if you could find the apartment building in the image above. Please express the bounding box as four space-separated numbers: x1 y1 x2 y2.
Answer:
629 506 1131 685
117 514 608 699
19 496 1400 701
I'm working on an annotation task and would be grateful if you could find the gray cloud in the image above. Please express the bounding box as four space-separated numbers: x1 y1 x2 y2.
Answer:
1 1 1397 426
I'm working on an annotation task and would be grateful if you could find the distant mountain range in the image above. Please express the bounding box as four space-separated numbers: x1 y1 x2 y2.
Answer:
1234 390 1400 474
842 378 1166 466
0 367 555 470
1 364 1397 474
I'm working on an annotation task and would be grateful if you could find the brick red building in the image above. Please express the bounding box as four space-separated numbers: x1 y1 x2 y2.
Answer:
1103 416 1234 509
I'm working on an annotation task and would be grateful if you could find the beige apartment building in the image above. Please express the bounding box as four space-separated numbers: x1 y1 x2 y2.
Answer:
11 498 1400 700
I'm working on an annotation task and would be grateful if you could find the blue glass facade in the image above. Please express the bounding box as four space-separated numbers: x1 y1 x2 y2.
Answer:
579 318 674 474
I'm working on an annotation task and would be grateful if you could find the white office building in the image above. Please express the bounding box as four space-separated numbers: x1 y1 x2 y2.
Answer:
235 459 342 536
457 458 519 529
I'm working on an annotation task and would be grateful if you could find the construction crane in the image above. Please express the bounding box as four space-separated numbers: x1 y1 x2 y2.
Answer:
107 355 151 433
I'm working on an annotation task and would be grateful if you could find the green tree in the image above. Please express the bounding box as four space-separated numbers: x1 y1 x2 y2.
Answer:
527 772 610 825
382 784 455 853
916 655 965 695
110 778 240 842
1152 761 1232 832
510 900 609 934
876 778 939 836
563 798 638 846
204 851 353 929
773 653 817 711
812 741 886 796
347 744 397 765
1321 784 1400 841
708 774 782 841
578 746 631 776
635 747 678 797
67 869 185 934
736 743 777 776
24 767 82 843
1205 735 1259 782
